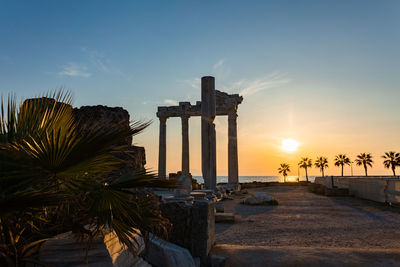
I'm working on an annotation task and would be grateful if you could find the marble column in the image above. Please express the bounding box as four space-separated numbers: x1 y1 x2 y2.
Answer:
228 111 239 185
181 114 190 175
158 116 167 178
201 76 217 189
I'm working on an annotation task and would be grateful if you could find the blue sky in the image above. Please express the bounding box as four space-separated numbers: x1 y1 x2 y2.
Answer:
1 1 399 175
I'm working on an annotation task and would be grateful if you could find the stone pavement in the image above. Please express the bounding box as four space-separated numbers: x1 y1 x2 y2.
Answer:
213 186 400 267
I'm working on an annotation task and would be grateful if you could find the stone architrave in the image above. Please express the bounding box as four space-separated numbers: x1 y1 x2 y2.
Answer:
201 76 217 190
228 110 239 186
158 117 168 178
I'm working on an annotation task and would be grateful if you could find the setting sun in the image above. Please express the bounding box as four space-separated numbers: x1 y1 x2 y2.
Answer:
281 139 299 153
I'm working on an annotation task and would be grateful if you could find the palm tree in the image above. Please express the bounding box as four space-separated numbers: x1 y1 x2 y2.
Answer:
334 154 351 176
355 153 373 176
0 92 173 265
314 156 328 177
382 151 400 176
278 163 291 182
298 157 312 182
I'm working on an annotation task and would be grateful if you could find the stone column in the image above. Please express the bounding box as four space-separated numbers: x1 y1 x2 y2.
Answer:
201 76 217 189
181 114 190 175
228 110 239 186
158 116 167 178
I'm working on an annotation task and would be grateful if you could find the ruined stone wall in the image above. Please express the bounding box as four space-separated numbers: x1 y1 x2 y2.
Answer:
73 105 146 170
73 105 132 146
22 98 146 170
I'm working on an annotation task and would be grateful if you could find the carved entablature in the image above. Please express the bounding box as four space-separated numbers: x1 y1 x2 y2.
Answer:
156 90 243 118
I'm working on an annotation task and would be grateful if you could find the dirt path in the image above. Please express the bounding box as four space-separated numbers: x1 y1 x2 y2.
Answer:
212 186 400 267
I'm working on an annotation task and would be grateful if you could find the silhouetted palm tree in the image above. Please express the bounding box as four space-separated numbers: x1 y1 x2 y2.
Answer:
355 153 373 176
382 151 400 176
278 163 291 183
298 157 312 182
0 92 173 264
334 154 351 176
315 156 328 177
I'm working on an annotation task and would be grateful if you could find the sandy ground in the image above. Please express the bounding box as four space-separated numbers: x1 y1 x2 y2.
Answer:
212 186 400 267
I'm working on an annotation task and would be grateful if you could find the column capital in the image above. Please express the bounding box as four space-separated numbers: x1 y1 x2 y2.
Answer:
159 116 168 123
228 110 238 120
181 114 190 120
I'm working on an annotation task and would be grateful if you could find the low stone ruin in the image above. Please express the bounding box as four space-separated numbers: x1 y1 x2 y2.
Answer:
23 98 146 171
241 192 279 205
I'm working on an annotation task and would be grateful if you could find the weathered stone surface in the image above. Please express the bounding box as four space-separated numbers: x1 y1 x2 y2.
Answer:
201 76 217 190
170 172 200 190
73 105 146 170
156 76 243 189
181 114 190 175
190 192 207 200
156 90 242 118
23 97 73 114
160 199 215 264
143 234 195 267
73 105 131 145
158 117 167 178
215 202 224 213
215 213 235 223
22 99 147 170
210 254 227 267
241 192 278 205
39 231 148 267
174 175 192 197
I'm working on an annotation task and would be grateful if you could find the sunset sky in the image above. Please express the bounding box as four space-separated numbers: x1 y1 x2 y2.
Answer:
1 1 399 176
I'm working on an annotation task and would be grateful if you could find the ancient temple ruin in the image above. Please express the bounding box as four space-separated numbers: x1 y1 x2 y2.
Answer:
156 76 243 189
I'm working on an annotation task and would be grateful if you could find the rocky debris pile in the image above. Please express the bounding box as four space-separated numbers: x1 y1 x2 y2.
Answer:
241 192 278 205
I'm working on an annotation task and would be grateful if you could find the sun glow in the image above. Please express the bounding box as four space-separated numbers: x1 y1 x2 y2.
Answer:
281 139 299 153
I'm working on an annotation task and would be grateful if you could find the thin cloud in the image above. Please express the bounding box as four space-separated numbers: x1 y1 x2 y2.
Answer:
237 72 291 96
178 77 201 90
58 63 91 78
81 47 128 77
163 99 178 105
142 99 179 106
213 59 224 70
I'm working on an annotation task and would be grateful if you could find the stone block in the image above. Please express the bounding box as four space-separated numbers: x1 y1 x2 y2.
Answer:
160 199 215 264
241 192 278 205
143 235 195 267
210 254 227 267
39 230 147 267
215 213 235 223
215 202 224 213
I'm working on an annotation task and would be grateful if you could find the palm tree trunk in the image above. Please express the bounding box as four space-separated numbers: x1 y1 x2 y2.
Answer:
364 164 368 176
322 168 324 177
305 168 308 182
392 166 396 176
341 165 344 176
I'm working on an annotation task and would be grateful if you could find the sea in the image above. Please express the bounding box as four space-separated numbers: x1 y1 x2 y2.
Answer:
193 176 316 184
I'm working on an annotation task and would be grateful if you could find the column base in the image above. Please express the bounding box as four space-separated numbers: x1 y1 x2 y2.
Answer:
226 183 241 191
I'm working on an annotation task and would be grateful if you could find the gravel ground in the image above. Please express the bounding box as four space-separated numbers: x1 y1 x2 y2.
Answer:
212 186 400 266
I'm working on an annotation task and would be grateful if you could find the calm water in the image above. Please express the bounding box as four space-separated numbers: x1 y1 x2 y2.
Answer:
193 176 316 184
